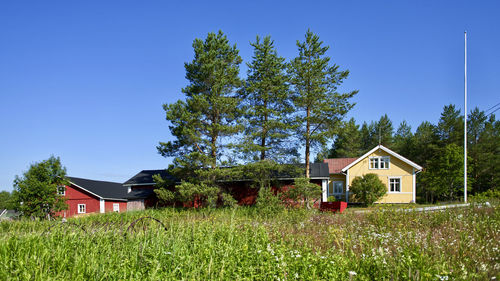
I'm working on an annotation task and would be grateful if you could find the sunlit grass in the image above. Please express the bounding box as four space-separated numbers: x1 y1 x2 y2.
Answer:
0 204 498 280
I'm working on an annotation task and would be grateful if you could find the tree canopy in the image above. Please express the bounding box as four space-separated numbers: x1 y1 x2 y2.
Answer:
287 29 357 177
12 156 68 218
238 35 295 162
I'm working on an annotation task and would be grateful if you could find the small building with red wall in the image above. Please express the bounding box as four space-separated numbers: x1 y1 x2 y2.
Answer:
57 177 128 217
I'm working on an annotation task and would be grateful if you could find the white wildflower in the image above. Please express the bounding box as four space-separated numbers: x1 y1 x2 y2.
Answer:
349 271 357 276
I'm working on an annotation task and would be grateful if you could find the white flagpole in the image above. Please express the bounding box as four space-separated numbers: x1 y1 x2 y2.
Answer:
464 31 468 203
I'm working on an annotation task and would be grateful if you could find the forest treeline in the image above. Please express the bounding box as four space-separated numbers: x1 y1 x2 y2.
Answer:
316 105 499 203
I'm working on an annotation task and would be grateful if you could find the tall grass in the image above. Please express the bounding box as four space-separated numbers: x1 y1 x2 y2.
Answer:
0 205 498 280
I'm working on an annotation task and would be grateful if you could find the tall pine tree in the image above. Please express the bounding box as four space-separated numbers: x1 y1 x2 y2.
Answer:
158 31 242 175
238 36 295 162
288 30 357 177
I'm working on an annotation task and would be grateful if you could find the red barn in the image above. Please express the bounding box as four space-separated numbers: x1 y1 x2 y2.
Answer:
57 177 128 217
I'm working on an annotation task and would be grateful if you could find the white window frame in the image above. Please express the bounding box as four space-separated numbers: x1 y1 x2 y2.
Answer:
57 185 65 196
388 177 402 193
113 203 120 212
77 204 86 214
369 156 390 170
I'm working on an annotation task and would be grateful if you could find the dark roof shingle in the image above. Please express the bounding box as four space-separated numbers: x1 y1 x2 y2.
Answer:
68 177 128 200
123 169 176 186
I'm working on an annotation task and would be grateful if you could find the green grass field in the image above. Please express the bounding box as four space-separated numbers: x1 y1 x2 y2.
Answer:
0 204 498 280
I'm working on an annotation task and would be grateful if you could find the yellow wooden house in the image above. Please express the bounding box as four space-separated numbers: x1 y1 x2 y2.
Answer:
323 145 423 203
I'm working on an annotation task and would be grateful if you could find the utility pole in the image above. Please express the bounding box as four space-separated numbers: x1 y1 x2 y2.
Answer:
464 31 468 203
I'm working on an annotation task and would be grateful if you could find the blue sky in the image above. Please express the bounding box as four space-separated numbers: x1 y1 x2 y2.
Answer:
1 0 499 191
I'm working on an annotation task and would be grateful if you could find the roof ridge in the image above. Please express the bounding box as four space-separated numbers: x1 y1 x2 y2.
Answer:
67 176 122 185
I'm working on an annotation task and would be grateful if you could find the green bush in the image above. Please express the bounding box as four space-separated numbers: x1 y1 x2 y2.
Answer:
255 187 284 215
283 178 322 209
327 196 336 202
470 188 500 203
350 173 386 206
220 192 238 208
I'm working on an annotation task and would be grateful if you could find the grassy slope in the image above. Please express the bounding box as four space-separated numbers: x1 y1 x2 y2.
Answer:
0 205 498 280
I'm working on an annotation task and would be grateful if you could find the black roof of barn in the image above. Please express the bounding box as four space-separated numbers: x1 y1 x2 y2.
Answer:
68 177 128 201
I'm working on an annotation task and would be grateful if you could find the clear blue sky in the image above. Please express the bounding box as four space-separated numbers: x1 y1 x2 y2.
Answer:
1 0 499 191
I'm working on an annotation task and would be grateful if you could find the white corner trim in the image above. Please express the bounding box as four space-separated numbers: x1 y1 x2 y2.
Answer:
346 170 350 203
342 145 422 172
412 168 416 203
322 179 328 202
100 199 105 213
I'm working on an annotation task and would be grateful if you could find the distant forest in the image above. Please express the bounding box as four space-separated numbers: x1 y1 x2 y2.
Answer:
316 104 499 203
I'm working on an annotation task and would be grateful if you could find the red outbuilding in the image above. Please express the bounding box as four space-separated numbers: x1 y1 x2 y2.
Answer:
57 177 128 217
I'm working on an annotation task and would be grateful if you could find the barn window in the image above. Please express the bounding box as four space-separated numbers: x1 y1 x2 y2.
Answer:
57 186 65 196
78 204 86 214
113 203 120 212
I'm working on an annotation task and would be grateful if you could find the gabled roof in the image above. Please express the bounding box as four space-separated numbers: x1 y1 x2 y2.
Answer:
340 145 423 172
67 177 128 201
123 170 176 186
323 158 358 174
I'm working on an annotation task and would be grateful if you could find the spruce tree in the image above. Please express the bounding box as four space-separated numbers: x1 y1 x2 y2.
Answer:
437 104 464 146
393 120 413 157
327 118 362 158
372 114 394 147
288 30 357 177
239 36 294 162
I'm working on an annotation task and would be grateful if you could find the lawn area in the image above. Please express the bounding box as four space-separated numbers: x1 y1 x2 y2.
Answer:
0 204 498 280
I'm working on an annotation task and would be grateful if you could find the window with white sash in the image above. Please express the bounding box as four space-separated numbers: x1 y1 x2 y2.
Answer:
369 156 390 169
389 177 401 193
78 204 86 214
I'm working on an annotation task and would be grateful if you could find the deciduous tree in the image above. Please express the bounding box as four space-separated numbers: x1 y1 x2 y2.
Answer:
12 156 68 218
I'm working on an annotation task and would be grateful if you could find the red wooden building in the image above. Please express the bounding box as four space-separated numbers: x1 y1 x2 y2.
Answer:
57 177 128 217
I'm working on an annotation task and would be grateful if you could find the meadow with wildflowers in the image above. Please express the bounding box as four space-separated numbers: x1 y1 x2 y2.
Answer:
0 204 498 280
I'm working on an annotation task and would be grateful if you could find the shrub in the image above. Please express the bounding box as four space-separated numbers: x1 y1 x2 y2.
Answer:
255 187 284 215
350 173 386 206
470 188 500 203
220 192 238 208
327 196 336 202
283 178 322 209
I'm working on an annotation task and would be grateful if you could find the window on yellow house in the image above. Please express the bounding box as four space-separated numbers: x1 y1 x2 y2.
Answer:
389 177 401 192
369 156 390 169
